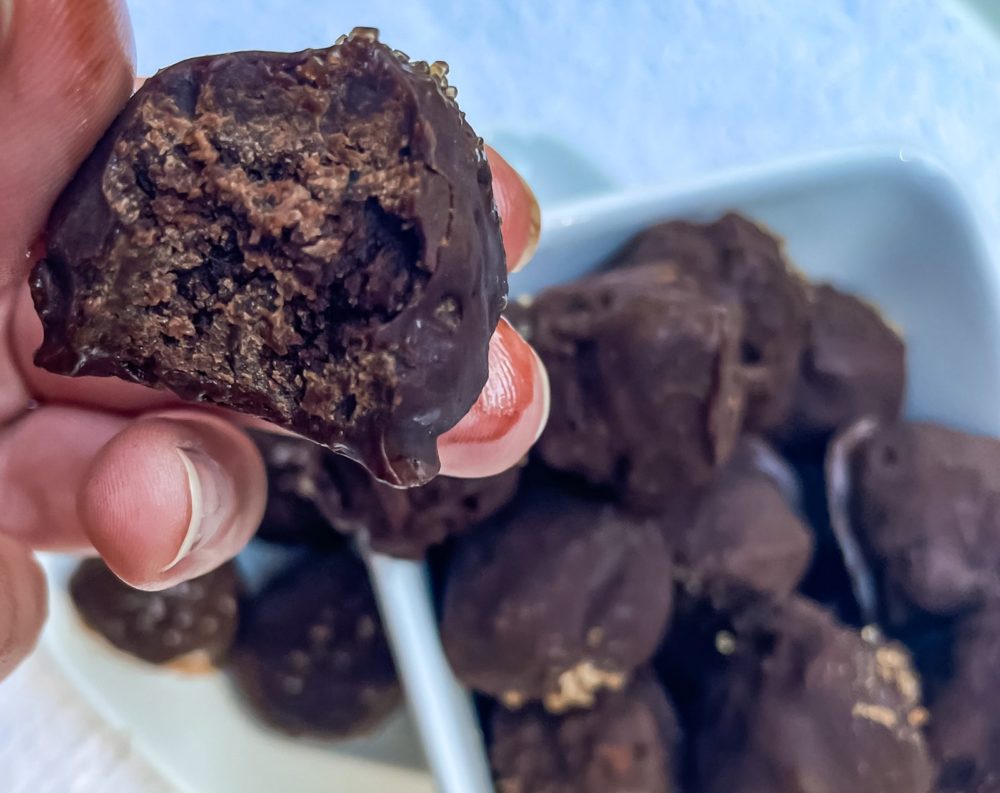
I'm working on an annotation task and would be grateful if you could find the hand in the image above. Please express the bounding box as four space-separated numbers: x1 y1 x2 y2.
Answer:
0 0 546 680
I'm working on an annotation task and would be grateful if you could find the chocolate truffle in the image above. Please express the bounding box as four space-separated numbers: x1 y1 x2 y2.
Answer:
925 608 1000 793
531 263 746 509
690 597 935 793
252 431 342 547
232 550 400 738
841 421 1000 627
70 559 240 670
441 472 674 712
31 28 507 486
774 284 905 448
309 445 522 558
670 438 813 599
253 429 520 557
606 213 810 432
489 671 682 793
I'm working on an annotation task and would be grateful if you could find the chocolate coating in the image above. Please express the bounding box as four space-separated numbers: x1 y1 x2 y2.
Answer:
489 671 682 793
232 551 400 738
670 438 813 599
531 263 746 510
31 28 506 486
252 431 342 547
441 472 674 712
606 213 810 432
848 421 1000 626
70 559 239 669
690 597 935 793
925 609 1000 793
253 429 520 557
775 284 905 448
310 445 521 558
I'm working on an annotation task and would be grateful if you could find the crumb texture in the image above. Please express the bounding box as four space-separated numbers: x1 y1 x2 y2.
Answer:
32 30 506 485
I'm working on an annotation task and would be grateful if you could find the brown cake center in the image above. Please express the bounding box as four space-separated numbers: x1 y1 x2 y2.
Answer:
97 45 435 428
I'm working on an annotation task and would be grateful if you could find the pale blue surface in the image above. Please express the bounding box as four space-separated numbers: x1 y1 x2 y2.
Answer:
126 0 1000 250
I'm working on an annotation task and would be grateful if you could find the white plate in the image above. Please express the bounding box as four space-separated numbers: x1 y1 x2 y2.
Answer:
42 145 1000 793
41 551 434 793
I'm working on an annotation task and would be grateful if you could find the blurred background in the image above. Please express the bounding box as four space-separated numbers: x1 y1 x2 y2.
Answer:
127 1 1000 226
5 1 1000 790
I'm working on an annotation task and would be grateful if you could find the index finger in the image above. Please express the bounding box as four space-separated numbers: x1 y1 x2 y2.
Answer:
485 145 541 273
0 0 134 287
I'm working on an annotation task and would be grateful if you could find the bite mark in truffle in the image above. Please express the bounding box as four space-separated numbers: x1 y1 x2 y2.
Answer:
31 28 507 486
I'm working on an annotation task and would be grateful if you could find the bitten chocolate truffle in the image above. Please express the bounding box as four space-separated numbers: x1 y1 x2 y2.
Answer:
690 597 935 793
232 551 400 738
606 213 810 432
252 431 342 548
253 429 520 557
925 609 1000 793
670 438 813 599
31 28 507 486
489 671 682 793
843 421 1000 627
774 284 905 447
441 472 674 712
70 559 240 670
531 263 746 509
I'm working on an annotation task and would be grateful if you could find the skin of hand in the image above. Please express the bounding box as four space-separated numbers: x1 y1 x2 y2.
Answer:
0 0 546 680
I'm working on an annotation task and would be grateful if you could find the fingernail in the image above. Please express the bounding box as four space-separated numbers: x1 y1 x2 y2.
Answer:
531 347 551 444
162 447 229 572
511 175 541 274
0 0 15 64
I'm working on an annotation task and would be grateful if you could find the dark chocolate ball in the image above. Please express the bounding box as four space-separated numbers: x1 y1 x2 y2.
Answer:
253 429 521 558
925 608 1000 793
31 28 506 487
252 431 343 548
690 597 935 793
774 283 905 448
606 212 811 432
669 438 813 599
231 551 400 739
848 421 1000 626
531 263 746 510
441 472 674 712
489 671 682 793
70 559 240 669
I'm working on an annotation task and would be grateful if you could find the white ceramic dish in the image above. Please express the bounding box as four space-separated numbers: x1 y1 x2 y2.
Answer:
41 146 1000 793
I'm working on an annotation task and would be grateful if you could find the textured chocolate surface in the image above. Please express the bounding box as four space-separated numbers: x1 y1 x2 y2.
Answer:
925 609 1000 793
531 263 746 509
848 421 1000 626
31 28 507 486
489 671 682 793
253 429 520 557
441 471 674 712
309 443 521 558
232 551 400 738
70 559 239 669
690 597 935 793
670 439 813 599
775 284 905 447
606 213 810 432
252 431 342 547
